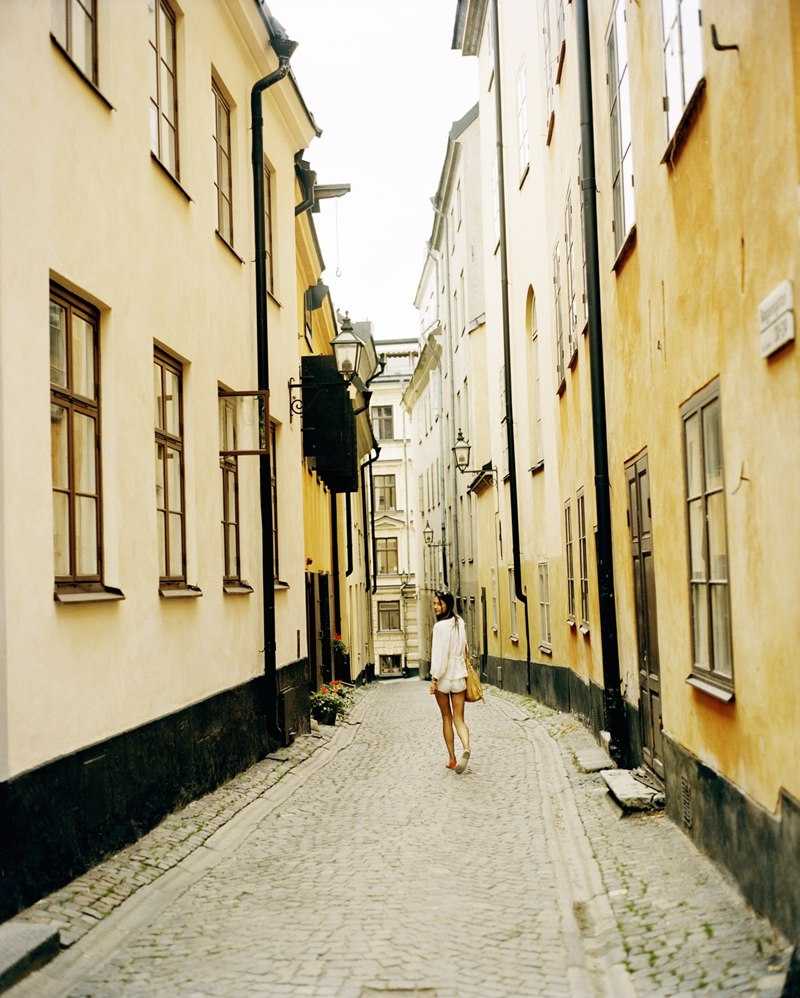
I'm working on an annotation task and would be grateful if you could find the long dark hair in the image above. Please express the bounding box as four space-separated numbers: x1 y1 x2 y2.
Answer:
435 591 459 622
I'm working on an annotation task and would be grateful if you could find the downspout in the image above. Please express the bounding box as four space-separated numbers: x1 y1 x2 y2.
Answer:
251 49 293 747
491 0 532 692
367 449 381 593
345 492 353 577
330 493 341 634
576 0 628 765
360 461 371 590
442 217 462 595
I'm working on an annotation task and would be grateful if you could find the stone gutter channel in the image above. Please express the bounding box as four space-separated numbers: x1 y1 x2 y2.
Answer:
1 687 373 996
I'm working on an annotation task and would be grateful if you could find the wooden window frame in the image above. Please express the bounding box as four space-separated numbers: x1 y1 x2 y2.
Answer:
212 81 234 247
50 284 104 590
681 379 734 691
154 348 187 587
374 474 397 512
219 395 241 584
52 0 98 85
577 490 589 627
607 0 636 256
376 536 399 575
565 500 575 622
149 0 180 178
378 600 401 632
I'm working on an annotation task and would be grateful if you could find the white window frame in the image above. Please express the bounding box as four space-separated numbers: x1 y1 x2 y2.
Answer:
541 0 554 122
508 567 518 637
564 184 578 358
516 65 530 179
577 491 589 627
538 561 552 647
661 0 704 143
607 0 636 255
553 242 565 388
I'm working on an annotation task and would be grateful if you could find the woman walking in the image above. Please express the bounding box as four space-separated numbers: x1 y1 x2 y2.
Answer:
429 592 471 774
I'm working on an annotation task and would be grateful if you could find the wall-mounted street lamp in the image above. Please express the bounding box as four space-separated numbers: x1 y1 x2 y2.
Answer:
453 429 471 473
330 324 363 383
423 522 435 547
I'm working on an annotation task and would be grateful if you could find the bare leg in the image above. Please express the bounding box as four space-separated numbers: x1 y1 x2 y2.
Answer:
451 691 470 752
434 690 457 766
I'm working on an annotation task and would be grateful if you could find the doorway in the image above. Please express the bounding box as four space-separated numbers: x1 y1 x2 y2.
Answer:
625 451 664 779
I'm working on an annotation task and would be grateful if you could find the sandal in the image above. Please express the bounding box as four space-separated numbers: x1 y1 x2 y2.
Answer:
446 759 457 770
455 750 471 774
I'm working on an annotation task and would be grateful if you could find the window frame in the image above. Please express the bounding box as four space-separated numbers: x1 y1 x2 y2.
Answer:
378 600 401 632
374 474 397 512
661 0 704 145
607 0 636 256
52 0 98 85
538 560 552 648
376 536 399 575
149 0 180 178
212 80 234 247
219 394 242 584
50 284 104 589
508 567 518 637
263 159 275 295
154 348 187 587
564 183 578 362
372 405 394 441
516 64 530 180
271 422 279 579
553 241 566 392
577 490 589 628
565 500 575 622
681 379 734 690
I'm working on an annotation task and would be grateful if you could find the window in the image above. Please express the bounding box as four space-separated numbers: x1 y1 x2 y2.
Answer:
462 377 470 441
467 494 475 561
541 0 554 123
154 350 186 584
50 286 102 586
577 491 589 626
219 396 241 582
538 561 552 646
52 0 97 83
460 271 466 334
212 81 233 245
564 185 578 359
271 423 279 578
491 158 500 248
553 242 565 388
148 0 178 176
683 381 732 684
508 568 518 636
456 181 463 228
499 364 509 478
380 654 403 675
554 0 565 54
565 501 575 621
376 537 399 574
378 600 401 631
372 405 394 441
578 146 588 326
453 288 459 338
264 161 275 294
449 208 456 254
374 474 396 511
661 0 703 141
526 289 543 466
517 65 530 178
607 0 635 254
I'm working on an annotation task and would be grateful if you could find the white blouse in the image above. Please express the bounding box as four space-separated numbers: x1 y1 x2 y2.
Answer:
430 616 468 682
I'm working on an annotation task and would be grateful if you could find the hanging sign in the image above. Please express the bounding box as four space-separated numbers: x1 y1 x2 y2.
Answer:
759 280 795 358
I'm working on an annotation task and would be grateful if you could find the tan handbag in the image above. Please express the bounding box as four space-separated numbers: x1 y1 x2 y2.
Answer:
464 646 483 703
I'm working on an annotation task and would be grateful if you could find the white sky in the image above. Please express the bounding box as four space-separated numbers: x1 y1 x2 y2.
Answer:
272 0 478 341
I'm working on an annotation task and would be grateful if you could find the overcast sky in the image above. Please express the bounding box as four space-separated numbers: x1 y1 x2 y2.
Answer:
272 0 478 341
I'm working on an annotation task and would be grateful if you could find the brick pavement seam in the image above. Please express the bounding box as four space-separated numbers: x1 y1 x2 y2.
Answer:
486 690 638 998
7 691 374 998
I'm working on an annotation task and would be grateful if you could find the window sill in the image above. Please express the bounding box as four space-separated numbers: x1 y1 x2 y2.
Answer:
538 642 553 657
151 153 192 203
268 291 282 309
529 459 545 476
568 345 578 370
50 34 114 111
555 39 566 85
661 78 707 170
612 224 637 274
686 673 734 703
557 376 567 397
159 585 203 599
224 582 254 595
545 111 555 147
519 164 530 191
274 580 290 591
579 623 590 637
215 231 245 265
54 585 125 604
580 318 589 337
567 616 576 629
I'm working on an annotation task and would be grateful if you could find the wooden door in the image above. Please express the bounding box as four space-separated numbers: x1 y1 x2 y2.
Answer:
319 574 333 686
626 452 664 779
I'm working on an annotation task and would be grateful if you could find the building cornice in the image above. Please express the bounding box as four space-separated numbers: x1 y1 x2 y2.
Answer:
452 0 489 57
401 327 443 411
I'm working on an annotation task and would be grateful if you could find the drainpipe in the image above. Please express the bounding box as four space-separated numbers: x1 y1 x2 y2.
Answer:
330 493 341 634
367 449 381 593
576 0 628 766
251 42 295 748
491 0 532 693
360 461 371 591
345 492 353 577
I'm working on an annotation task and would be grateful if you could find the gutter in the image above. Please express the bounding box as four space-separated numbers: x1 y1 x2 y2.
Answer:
576 0 628 765
491 0 532 693
250 40 295 749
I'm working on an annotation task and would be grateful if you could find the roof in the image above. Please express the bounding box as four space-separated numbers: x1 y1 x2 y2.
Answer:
254 1 323 138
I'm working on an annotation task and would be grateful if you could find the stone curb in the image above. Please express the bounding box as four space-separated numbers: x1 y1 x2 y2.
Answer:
0 923 60 995
7 689 373 998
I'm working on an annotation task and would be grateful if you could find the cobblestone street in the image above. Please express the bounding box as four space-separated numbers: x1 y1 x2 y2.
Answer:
12 681 790 998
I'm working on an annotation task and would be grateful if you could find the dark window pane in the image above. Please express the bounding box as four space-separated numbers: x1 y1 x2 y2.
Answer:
155 442 165 509
711 585 732 678
692 583 709 669
50 303 67 386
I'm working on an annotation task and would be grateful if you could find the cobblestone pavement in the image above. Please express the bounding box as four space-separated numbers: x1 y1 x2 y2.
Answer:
12 681 790 998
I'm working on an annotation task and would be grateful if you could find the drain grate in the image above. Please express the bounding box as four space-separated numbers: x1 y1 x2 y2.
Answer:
681 773 693 829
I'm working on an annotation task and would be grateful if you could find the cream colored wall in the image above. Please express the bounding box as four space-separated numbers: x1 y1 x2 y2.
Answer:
591 0 800 808
0 0 314 778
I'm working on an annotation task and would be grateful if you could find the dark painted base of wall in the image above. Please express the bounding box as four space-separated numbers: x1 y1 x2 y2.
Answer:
278 657 311 740
663 735 800 940
0 668 309 924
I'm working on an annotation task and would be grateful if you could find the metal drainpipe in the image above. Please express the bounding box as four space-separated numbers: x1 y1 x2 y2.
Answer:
251 54 292 748
491 0 532 693
330 493 341 635
368 450 380 593
442 215 462 597
345 492 353 578
576 0 628 765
